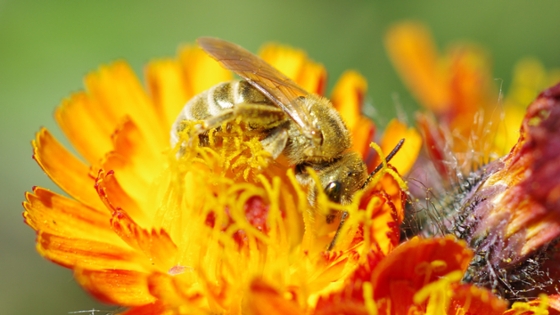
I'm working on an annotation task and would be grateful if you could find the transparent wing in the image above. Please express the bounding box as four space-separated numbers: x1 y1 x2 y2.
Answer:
197 37 322 142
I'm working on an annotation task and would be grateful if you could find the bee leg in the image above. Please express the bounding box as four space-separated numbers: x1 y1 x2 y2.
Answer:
260 126 288 159
327 211 348 251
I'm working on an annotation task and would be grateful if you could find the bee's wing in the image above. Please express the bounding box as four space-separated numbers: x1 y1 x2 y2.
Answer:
198 37 322 142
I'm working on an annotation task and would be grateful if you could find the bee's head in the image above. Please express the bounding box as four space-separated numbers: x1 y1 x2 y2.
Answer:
296 152 368 206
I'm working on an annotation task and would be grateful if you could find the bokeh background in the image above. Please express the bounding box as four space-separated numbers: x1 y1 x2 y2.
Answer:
2 1 560 314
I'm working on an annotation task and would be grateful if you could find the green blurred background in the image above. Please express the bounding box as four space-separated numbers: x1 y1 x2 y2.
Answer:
1 1 559 314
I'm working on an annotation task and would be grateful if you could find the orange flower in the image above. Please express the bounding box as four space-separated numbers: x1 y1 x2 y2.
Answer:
386 21 560 313
386 21 501 177
314 236 508 315
23 41 421 314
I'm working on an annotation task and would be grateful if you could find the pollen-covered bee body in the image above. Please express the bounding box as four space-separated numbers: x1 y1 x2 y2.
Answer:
171 80 284 150
171 79 352 167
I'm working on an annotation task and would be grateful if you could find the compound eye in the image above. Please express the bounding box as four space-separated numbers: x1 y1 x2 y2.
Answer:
324 181 342 203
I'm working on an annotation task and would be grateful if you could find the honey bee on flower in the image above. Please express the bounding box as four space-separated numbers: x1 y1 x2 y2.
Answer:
23 38 424 314
23 21 560 314
171 37 409 249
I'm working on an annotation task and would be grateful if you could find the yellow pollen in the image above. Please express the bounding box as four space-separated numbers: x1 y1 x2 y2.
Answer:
509 294 550 315
362 282 379 315
369 142 408 191
413 270 463 315
414 260 448 286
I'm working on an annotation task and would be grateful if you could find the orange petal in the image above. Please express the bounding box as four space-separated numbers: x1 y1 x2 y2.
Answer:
75 268 155 306
551 295 560 313
24 187 117 244
386 280 418 315
297 59 327 95
331 70 367 131
95 169 147 226
55 92 114 164
179 45 233 99
261 44 327 95
370 236 473 301
449 284 507 315
379 119 422 175
314 250 385 315
244 279 304 315
147 272 205 311
32 128 104 210
358 187 402 255
34 232 144 271
373 202 400 254
84 61 167 152
416 112 451 178
101 118 165 211
446 45 494 124
306 251 355 294
352 116 376 160
381 171 407 223
385 22 449 113
110 118 162 178
95 171 178 271
110 209 178 272
145 59 190 130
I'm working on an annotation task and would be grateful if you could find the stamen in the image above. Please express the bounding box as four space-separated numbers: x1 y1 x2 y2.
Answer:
362 139 405 189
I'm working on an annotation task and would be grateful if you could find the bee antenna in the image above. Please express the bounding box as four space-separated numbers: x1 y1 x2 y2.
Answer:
361 138 405 189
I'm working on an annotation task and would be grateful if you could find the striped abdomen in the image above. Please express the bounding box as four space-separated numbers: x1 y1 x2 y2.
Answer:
171 80 275 146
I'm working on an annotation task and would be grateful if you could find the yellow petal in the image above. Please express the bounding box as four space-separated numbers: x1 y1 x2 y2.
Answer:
84 61 167 152
55 92 114 164
331 70 367 131
179 45 233 99
145 59 190 129
259 44 306 81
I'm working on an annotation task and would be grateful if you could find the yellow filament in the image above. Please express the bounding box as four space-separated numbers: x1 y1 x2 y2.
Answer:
413 270 463 315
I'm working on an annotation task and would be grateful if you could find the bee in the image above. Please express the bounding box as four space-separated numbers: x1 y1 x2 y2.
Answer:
171 37 403 249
